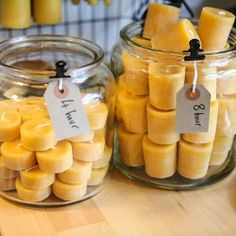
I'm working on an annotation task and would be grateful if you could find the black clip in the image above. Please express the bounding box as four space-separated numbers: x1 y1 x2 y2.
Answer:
50 61 71 78
184 39 205 61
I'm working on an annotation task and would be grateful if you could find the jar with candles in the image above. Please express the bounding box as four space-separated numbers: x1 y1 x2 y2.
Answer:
0 35 115 205
111 3 236 189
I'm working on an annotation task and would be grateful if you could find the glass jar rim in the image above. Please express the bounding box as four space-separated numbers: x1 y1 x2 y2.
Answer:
120 20 236 57
0 34 104 83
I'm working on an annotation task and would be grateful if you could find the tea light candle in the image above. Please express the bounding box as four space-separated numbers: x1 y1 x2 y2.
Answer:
183 101 218 144
0 156 18 179
147 103 179 145
209 151 229 166
92 146 112 169
25 96 46 105
20 118 57 151
1 140 36 171
67 130 95 143
143 135 177 179
118 90 148 134
88 166 108 186
118 126 144 167
178 139 213 179
212 135 234 153
149 62 185 110
198 7 235 51
133 36 152 47
36 141 73 174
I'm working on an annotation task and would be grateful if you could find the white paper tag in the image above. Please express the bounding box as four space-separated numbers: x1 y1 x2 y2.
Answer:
176 84 211 134
44 80 90 141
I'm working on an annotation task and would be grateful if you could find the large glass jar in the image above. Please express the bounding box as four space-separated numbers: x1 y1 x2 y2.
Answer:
0 35 115 206
111 20 236 190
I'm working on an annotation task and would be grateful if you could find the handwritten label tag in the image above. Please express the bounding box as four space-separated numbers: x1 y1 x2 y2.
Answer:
44 80 90 141
176 84 211 134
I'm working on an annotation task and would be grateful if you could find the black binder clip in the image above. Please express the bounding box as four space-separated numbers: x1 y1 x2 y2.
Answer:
50 61 71 79
184 39 205 61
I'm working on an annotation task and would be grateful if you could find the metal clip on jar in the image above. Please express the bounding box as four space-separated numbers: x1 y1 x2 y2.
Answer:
0 35 115 206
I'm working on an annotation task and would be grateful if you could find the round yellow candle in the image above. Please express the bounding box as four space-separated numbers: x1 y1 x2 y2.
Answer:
20 118 57 151
118 126 144 167
88 166 108 186
118 90 148 134
52 178 87 201
36 141 73 174
1 0 31 29
0 99 25 112
185 64 217 101
212 135 234 153
143 135 177 179
149 62 185 110
67 130 95 143
20 166 55 190
19 104 49 122
1 140 36 171
122 51 149 95
0 110 21 142
33 0 62 25
147 103 179 145
25 96 45 105
0 177 17 191
0 156 18 179
178 139 213 179
57 160 92 184
15 178 51 202
92 146 112 169
209 151 229 166
183 101 218 144
198 7 235 51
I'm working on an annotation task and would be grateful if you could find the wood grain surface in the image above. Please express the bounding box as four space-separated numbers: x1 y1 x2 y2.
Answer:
0 169 236 236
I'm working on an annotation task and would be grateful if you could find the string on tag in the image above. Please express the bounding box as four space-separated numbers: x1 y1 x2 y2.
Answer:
192 61 198 94
58 78 64 93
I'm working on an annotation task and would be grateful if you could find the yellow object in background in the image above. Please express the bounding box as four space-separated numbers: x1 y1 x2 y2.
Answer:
133 36 152 48
67 130 95 143
1 0 31 29
33 0 62 25
0 156 18 179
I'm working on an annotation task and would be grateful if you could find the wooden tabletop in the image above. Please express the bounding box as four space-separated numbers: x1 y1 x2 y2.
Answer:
0 169 236 236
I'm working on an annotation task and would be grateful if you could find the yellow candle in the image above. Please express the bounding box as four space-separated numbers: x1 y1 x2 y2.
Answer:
118 126 144 167
88 166 108 186
183 101 218 144
0 110 21 142
92 146 112 169
57 160 92 184
212 135 234 153
122 51 149 95
143 135 177 179
20 118 57 151
36 141 73 174
149 62 185 110
1 0 31 29
178 139 213 179
33 0 62 25
67 130 95 143
0 99 26 112
117 90 148 134
198 7 235 51
143 3 180 39
1 139 36 171
185 64 217 101
20 166 55 190
0 156 18 179
24 96 46 105
147 103 179 145
0 177 17 191
133 36 152 47
152 19 200 51
209 151 229 166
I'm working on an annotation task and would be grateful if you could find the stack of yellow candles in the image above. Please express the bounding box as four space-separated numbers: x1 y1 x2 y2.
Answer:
117 3 236 180
0 97 111 202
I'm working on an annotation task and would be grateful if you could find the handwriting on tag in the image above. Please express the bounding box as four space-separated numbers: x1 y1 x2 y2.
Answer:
176 84 211 134
44 80 90 141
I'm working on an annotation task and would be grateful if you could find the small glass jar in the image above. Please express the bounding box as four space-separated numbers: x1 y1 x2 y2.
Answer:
111 20 236 190
0 35 115 206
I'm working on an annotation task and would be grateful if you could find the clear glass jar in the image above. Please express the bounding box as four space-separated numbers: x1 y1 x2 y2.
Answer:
0 35 115 206
111 20 236 190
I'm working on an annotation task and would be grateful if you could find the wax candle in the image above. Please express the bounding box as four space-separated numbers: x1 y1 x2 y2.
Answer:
36 141 73 174
122 51 149 95
118 126 144 167
67 130 95 143
92 146 112 169
117 90 148 134
0 177 17 191
1 140 36 171
149 62 185 110
0 156 18 179
1 0 31 29
57 160 92 184
178 139 213 179
198 7 235 51
133 36 152 47
33 0 62 25
20 166 55 189
52 178 87 201
152 19 200 51
183 101 218 144
20 118 57 151
143 135 177 179
88 166 108 186
209 151 229 166
143 3 180 39
212 135 234 153
147 103 179 145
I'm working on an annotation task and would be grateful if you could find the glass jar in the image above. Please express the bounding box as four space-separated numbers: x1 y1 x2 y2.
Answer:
111 20 236 190
0 35 115 206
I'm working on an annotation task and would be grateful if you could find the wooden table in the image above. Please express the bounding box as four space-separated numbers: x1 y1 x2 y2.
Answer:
0 169 236 236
